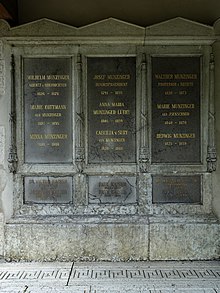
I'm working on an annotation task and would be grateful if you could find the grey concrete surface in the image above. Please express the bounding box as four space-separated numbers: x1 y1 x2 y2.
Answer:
0 260 219 292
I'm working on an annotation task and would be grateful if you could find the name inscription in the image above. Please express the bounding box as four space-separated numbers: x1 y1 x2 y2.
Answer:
24 58 72 163
24 176 73 204
88 176 137 204
152 175 201 204
87 57 136 163
151 57 201 163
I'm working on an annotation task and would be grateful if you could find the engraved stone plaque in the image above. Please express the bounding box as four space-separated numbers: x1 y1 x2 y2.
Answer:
24 58 72 163
87 57 136 163
88 176 137 204
24 176 73 204
151 57 201 163
152 175 201 204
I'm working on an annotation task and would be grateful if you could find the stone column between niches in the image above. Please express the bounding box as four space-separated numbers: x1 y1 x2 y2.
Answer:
0 40 5 256
213 26 220 219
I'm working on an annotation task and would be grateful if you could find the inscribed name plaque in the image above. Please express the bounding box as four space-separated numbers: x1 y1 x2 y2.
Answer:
24 58 72 163
152 175 201 204
24 176 73 204
87 57 136 163
88 176 137 204
152 57 201 163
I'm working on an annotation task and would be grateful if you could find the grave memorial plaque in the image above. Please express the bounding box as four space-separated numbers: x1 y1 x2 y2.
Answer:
24 58 72 163
87 57 136 163
152 175 201 204
151 57 201 163
88 176 137 204
24 176 73 204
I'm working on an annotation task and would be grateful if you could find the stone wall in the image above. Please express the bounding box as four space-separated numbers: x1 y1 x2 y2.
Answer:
0 17 219 261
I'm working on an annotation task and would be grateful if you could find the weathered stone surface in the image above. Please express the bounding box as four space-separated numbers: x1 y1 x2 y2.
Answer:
214 18 220 35
79 18 145 37
146 17 214 36
5 216 149 261
0 19 10 36
10 18 77 36
150 217 220 260
88 176 137 204
0 16 219 263
0 213 4 256
0 126 5 163
5 215 220 261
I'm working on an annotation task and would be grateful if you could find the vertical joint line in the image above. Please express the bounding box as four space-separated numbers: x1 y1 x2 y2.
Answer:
66 261 75 286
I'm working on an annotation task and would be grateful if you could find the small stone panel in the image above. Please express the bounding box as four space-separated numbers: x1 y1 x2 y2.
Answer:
88 176 137 204
24 176 73 204
24 58 72 163
152 175 201 204
87 57 136 163
151 56 201 163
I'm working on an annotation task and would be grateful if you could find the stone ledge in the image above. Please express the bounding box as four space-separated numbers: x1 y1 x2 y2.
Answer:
4 214 220 261
6 214 150 224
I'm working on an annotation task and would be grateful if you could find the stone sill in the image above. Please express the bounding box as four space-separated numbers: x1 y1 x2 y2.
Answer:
6 214 219 225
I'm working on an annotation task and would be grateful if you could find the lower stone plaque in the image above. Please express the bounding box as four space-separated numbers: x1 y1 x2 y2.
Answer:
88 176 137 204
24 176 73 204
152 175 201 204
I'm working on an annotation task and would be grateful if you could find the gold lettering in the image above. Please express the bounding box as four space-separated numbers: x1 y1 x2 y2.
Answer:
51 142 60 147
44 134 68 139
31 105 43 110
105 138 126 142
155 74 173 79
93 75 106 80
30 134 44 139
93 110 116 115
95 82 128 87
44 105 67 110
180 82 193 86
31 104 67 110
44 83 67 87
173 133 195 139
158 82 177 87
46 75 69 80
171 104 194 109
99 102 110 107
42 113 62 117
156 133 195 139
156 133 172 139
112 102 125 107
96 130 128 136
36 92 45 96
169 112 190 116
174 73 197 79
29 83 42 87
27 75 46 80
157 104 170 109
107 74 130 79
117 109 130 115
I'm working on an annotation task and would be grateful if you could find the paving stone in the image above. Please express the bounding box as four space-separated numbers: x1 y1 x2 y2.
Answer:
0 261 219 292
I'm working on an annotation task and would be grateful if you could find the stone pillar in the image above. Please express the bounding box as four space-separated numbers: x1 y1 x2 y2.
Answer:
0 213 4 256
0 40 5 256
213 19 220 219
